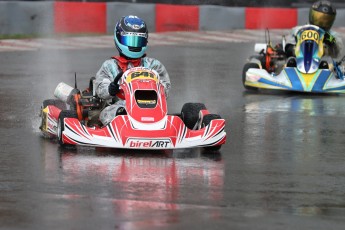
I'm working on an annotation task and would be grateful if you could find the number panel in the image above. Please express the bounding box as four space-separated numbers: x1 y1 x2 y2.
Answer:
301 30 319 43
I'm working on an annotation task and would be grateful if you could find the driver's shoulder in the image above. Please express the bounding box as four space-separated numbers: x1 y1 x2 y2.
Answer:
142 56 163 65
101 58 117 67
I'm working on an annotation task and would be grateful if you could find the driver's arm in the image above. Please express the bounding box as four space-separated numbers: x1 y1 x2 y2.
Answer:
324 31 344 59
95 60 120 100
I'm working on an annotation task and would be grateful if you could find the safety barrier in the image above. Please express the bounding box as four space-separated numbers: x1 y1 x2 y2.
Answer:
0 1 344 35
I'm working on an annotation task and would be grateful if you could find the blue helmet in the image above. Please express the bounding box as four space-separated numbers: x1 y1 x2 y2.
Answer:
114 15 148 59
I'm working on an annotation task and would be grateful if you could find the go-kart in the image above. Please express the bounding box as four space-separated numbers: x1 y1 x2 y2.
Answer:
242 25 345 93
39 67 226 151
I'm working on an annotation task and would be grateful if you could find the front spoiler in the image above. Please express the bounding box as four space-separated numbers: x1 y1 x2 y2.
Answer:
245 67 345 93
61 115 226 149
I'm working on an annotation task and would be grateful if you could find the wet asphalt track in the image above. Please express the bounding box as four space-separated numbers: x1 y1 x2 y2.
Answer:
1 41 345 230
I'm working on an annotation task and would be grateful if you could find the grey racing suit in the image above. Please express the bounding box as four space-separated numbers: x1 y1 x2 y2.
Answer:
95 56 171 126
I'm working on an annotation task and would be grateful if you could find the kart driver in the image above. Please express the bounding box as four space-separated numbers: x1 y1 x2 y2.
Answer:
284 0 344 77
94 15 171 126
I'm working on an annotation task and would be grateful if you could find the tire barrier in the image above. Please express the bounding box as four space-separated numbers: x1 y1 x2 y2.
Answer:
0 1 344 35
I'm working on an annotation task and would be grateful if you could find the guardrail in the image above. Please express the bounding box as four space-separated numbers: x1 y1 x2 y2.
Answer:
0 1 344 35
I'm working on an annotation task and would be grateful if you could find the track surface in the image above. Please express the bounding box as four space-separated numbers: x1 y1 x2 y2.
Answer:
2 28 345 52
1 31 345 229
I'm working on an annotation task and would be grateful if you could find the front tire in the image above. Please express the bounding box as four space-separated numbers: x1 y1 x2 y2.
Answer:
181 103 207 130
57 110 78 147
242 63 259 91
202 114 222 151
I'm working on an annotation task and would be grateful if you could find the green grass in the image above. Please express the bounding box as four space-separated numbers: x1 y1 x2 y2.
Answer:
0 34 40 40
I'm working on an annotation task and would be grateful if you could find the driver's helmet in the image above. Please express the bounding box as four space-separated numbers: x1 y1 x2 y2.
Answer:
114 15 148 59
309 0 336 31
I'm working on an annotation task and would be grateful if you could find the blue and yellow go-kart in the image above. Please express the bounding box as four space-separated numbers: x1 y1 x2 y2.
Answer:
243 25 345 94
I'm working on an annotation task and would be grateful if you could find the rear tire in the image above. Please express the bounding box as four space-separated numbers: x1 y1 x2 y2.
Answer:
181 103 206 130
57 110 78 147
202 114 222 151
42 99 67 110
242 63 259 91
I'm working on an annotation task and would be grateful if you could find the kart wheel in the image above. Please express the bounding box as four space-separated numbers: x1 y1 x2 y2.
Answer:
42 99 67 110
242 63 259 91
57 110 78 147
181 103 206 130
202 114 222 151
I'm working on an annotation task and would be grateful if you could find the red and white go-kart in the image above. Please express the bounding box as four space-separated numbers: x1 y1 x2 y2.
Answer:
39 67 226 151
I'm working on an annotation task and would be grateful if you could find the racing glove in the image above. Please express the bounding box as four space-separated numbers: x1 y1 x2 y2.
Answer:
108 71 123 96
325 32 336 46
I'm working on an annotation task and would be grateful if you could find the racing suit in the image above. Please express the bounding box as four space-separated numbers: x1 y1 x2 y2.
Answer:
95 56 171 126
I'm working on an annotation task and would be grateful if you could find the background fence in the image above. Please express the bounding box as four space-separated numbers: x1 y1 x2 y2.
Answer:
0 1 345 35
11 0 345 8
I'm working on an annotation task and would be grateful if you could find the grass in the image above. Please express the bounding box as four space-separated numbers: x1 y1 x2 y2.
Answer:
0 34 40 40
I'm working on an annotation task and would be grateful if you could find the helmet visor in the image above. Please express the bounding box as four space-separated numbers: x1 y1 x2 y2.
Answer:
118 32 147 48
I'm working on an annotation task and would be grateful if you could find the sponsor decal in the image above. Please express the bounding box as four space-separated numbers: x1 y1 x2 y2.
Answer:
121 31 147 38
126 138 172 148
47 120 57 133
137 99 156 105
141 117 154 122
125 15 145 29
